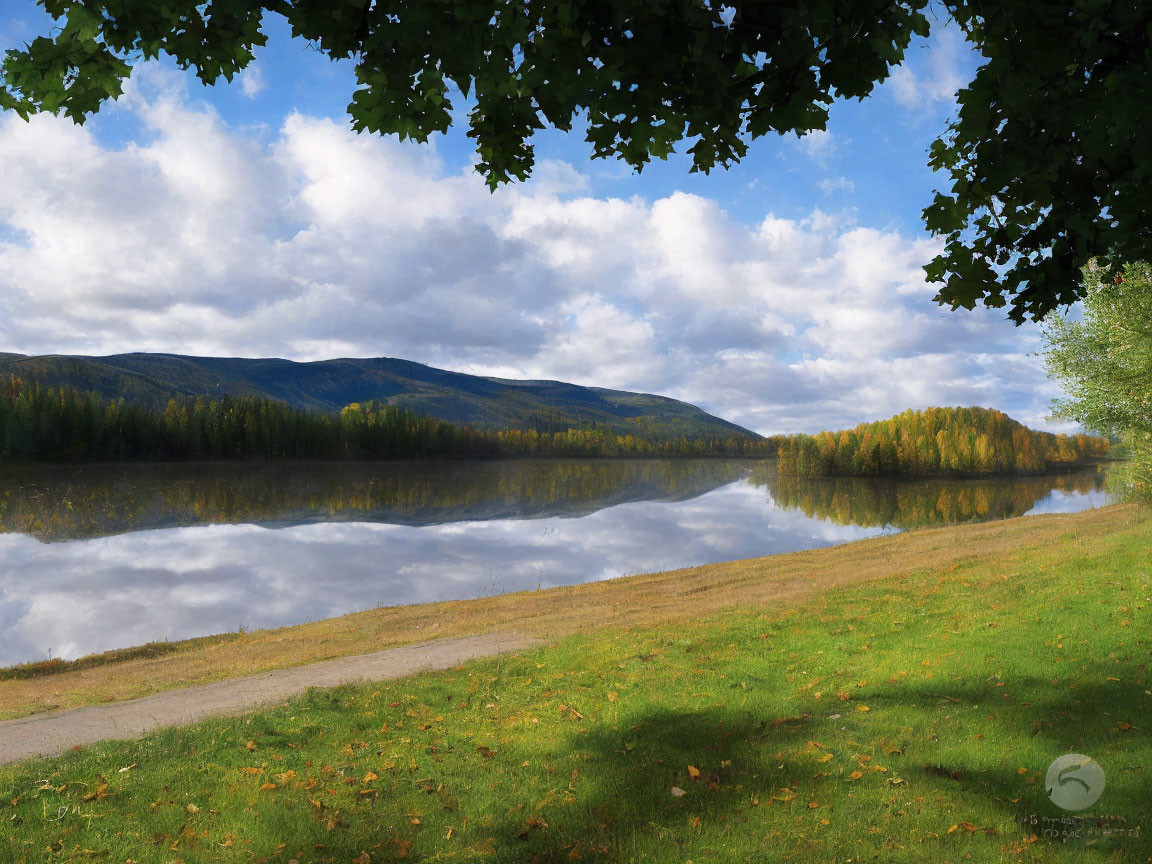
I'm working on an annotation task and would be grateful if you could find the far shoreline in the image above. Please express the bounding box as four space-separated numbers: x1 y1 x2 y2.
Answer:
0 453 1119 478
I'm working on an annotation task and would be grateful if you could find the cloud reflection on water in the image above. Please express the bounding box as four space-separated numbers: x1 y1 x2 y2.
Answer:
0 464 1112 665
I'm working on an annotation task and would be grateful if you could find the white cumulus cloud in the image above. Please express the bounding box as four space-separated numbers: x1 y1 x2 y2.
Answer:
0 64 1062 435
889 25 973 110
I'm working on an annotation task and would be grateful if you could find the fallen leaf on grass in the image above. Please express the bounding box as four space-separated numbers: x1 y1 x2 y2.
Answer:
258 782 277 792
687 766 701 780
518 816 548 839
925 765 963 781
82 785 110 803
670 787 686 797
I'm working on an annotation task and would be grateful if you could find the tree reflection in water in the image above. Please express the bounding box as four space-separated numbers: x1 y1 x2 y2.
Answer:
0 458 1111 542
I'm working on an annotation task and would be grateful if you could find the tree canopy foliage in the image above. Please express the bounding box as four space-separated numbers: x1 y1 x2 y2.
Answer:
777 406 1110 478
923 2 1152 322
1044 262 1152 502
2 1 1147 321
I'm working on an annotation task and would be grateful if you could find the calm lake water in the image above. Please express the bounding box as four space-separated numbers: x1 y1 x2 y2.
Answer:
0 459 1113 665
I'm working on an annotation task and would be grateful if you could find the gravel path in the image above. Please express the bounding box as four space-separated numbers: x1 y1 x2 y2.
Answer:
0 632 540 766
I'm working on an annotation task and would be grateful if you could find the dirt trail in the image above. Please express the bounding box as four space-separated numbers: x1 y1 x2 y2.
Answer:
0 632 539 766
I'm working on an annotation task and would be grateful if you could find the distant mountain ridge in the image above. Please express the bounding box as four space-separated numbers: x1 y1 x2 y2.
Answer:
0 352 760 441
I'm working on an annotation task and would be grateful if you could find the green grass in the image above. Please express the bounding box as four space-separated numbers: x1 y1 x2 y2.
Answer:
3 517 1150 863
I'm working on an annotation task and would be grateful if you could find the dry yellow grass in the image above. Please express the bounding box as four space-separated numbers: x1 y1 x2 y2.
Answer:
2 502 1143 721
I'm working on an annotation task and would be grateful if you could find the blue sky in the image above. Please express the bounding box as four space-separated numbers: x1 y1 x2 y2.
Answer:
0 4 1070 434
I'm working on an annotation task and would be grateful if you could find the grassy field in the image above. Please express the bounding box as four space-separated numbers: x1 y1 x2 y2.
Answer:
2 504 1150 862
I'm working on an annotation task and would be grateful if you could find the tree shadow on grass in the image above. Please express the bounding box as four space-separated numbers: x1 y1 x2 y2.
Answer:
7 676 1148 863
214 704 821 864
216 679 1150 863
466 680 1152 864
476 706 816 863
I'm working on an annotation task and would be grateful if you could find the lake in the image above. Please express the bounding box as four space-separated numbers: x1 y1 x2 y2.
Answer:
0 459 1113 666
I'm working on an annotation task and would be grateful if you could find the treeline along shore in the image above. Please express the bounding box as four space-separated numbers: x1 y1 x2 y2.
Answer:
777 406 1111 477
0 377 776 462
0 379 1111 474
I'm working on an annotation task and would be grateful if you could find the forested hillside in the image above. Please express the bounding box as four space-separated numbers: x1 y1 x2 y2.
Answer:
0 374 1108 477
0 377 774 463
777 407 1110 477
0 353 757 441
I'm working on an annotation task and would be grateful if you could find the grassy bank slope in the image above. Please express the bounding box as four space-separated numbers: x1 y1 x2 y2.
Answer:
2 504 1150 862
1 505 1145 723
